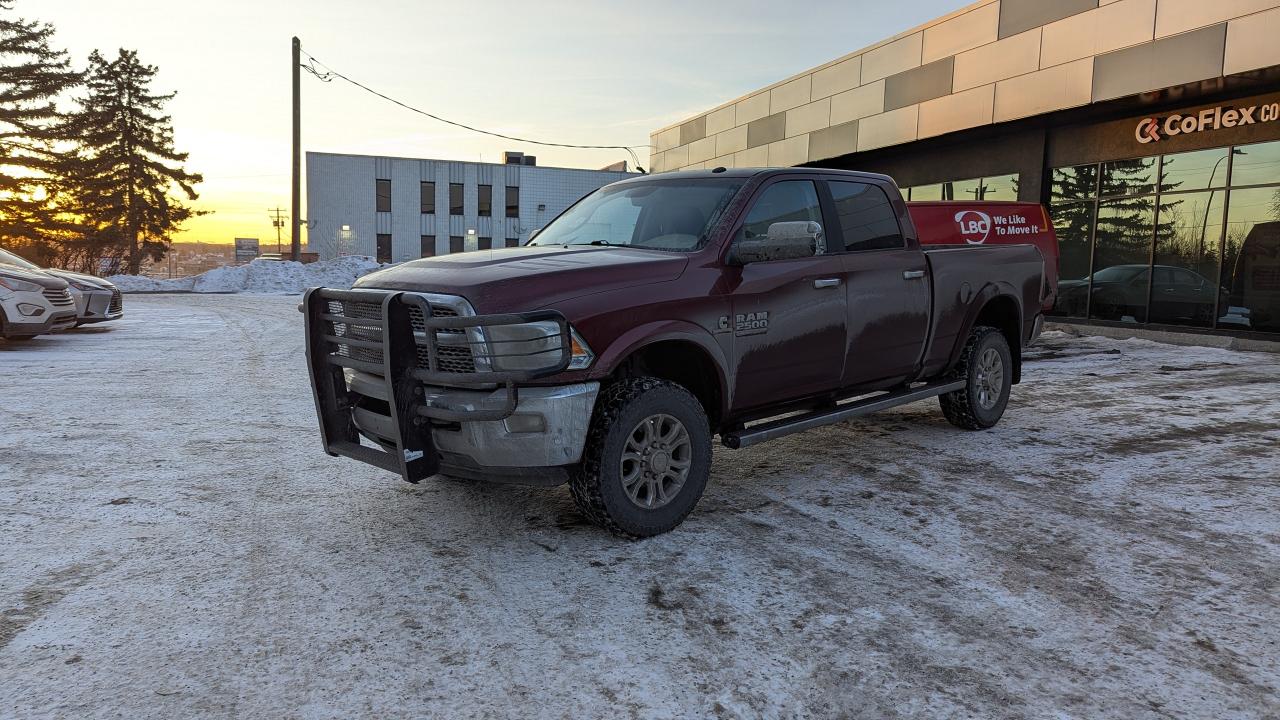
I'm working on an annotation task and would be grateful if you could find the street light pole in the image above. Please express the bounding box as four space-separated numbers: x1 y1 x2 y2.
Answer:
291 36 302 261
1198 149 1244 257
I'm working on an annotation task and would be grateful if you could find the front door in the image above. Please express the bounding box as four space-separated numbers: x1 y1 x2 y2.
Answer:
376 233 393 263
727 178 848 411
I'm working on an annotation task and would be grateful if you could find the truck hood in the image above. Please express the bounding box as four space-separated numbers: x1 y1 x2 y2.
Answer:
354 245 689 312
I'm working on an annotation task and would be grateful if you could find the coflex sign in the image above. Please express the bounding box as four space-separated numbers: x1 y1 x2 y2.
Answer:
1136 102 1280 144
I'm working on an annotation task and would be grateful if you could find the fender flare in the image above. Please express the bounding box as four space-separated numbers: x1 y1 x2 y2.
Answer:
593 319 732 419
945 282 1024 382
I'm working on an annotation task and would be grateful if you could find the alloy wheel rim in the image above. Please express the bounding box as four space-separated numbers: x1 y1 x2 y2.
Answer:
620 413 692 510
974 347 1004 410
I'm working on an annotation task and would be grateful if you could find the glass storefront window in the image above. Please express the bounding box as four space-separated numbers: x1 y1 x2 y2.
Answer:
906 173 1021 202
1101 157 1158 197
1229 140 1280 188
1051 164 1099 201
981 174 1019 201
1221 186 1280 333
1050 138 1280 335
945 177 982 201
1091 197 1155 322
1159 148 1230 193
1151 191 1225 327
1050 201 1096 317
908 184 942 201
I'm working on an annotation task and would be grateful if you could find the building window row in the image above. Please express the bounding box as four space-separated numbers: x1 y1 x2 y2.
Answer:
372 232 522 262
377 179 520 218
1048 139 1280 335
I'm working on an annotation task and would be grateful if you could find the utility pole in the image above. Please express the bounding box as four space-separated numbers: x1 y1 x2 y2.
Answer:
268 207 288 254
291 36 302 261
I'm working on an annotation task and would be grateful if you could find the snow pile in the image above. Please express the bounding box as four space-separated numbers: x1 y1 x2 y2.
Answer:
107 255 389 294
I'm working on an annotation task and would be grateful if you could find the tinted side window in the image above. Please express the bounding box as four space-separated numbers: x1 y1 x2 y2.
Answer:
828 181 903 251
741 180 822 244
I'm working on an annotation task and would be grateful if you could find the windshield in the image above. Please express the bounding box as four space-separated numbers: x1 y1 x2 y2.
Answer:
0 247 39 270
528 178 744 252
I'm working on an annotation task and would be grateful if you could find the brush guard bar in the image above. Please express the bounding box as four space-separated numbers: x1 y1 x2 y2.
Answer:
303 287 572 483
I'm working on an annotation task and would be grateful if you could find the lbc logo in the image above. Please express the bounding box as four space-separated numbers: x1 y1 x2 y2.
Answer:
954 210 992 245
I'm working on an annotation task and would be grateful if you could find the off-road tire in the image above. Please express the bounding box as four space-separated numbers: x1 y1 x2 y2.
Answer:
939 325 1012 430
570 378 712 538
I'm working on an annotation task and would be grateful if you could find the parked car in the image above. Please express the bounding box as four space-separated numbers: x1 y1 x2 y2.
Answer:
302 167 1049 536
0 263 77 340
0 248 123 326
1056 264 1228 322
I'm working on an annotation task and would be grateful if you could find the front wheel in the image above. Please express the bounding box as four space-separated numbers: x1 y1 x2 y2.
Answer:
939 326 1012 430
570 378 712 538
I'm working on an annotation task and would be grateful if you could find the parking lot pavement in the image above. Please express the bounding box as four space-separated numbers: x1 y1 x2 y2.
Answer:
2 293 1278 719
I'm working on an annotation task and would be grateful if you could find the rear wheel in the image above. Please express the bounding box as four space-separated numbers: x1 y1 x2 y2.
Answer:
939 326 1012 430
570 378 712 538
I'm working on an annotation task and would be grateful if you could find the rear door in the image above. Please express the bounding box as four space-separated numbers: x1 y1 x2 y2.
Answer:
727 177 848 410
826 179 930 386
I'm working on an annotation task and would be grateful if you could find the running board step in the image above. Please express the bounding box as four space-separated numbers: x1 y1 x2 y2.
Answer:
721 380 966 450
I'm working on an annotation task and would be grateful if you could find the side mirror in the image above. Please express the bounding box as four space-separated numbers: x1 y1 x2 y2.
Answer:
732 221 825 264
529 228 542 240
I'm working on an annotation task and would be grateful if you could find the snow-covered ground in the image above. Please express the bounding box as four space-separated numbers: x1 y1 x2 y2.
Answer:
105 255 385 294
2 295 1278 719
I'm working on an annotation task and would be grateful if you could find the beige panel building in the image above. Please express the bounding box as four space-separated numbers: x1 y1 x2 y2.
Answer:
650 0 1280 338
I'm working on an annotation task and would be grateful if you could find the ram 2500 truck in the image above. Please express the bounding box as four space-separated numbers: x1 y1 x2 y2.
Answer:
304 168 1048 537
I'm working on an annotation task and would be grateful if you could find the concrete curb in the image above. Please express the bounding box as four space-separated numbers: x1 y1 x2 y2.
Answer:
1047 322 1280 354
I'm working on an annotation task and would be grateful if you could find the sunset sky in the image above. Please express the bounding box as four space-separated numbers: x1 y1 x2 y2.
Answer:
37 0 960 245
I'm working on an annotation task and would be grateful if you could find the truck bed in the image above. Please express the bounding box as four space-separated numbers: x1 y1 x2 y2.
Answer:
920 243 1047 378
908 201 1059 312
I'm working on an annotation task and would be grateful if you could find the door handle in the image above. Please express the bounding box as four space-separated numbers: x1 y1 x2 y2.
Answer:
813 278 842 289
902 270 926 280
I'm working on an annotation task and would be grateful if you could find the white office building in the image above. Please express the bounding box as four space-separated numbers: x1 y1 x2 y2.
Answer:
306 151 634 262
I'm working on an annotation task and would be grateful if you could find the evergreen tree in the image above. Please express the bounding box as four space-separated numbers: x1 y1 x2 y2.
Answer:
0 0 81 259
67 49 202 274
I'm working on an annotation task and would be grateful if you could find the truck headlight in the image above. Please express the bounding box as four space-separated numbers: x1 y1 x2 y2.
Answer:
0 275 43 293
486 321 594 372
67 278 102 291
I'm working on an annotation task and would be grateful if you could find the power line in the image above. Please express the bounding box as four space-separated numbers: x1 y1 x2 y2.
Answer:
298 49 649 171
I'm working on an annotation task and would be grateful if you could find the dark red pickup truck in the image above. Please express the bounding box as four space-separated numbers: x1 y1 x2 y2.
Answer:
304 168 1049 536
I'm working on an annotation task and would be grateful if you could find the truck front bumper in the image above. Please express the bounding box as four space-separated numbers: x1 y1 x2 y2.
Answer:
426 382 599 467
346 369 598 468
304 287 584 485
